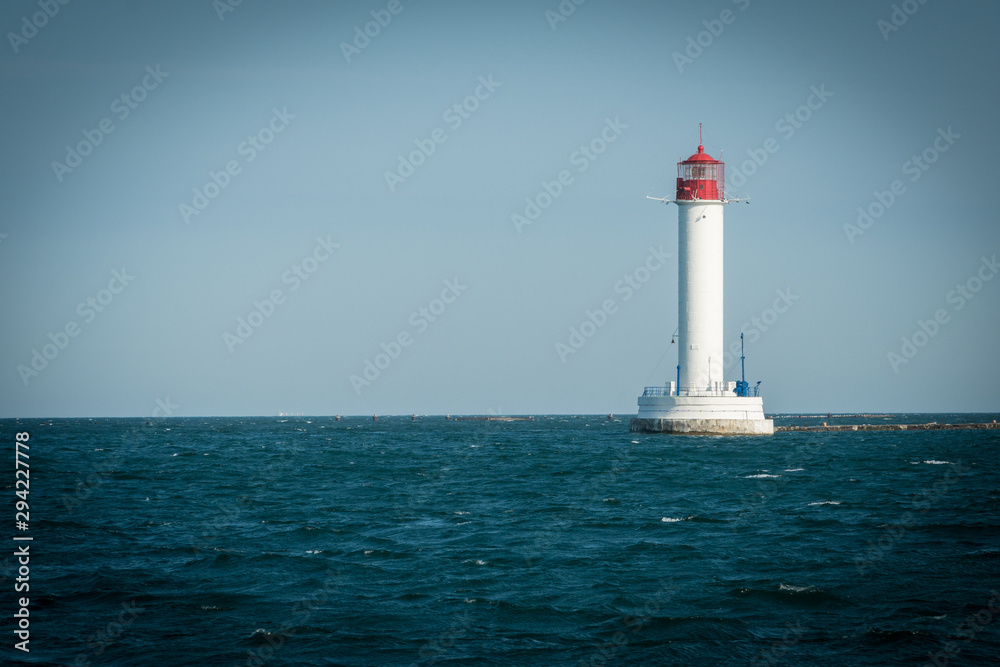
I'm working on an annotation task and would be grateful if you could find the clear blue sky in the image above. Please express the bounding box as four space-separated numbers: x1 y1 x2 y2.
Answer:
2 0 998 417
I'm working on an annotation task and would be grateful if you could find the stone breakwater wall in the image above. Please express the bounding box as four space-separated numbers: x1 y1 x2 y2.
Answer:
775 422 999 433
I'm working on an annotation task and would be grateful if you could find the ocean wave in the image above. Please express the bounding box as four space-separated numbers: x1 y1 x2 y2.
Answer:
860 626 936 645
733 583 841 605
961 548 1000 559
610 614 749 641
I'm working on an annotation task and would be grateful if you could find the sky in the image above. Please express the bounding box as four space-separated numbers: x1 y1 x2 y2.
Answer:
1 0 998 418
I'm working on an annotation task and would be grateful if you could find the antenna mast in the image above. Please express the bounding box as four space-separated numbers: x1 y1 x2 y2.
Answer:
735 332 749 397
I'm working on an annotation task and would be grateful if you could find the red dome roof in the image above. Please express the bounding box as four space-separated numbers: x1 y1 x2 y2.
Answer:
682 145 719 163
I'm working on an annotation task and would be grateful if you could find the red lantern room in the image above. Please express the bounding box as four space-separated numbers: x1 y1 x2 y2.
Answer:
676 143 724 201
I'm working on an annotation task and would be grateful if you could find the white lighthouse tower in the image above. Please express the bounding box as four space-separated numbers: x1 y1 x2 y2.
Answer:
631 130 773 436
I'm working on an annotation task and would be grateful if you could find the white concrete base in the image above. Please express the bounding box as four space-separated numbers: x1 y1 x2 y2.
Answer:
631 394 774 435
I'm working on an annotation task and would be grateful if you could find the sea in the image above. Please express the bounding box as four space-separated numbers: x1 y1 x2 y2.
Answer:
4 413 1000 666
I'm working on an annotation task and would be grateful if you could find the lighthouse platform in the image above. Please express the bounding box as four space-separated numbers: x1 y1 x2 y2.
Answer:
630 386 774 435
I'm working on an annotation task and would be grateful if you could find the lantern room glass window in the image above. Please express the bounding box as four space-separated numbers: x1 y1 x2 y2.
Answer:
679 162 719 181
676 160 724 200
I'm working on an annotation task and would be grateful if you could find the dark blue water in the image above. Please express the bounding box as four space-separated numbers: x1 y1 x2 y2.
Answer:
5 415 1000 666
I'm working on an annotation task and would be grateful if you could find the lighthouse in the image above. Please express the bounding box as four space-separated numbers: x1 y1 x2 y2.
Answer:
630 130 773 436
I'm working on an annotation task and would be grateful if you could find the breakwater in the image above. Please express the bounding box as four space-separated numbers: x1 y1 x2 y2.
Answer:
776 421 999 433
